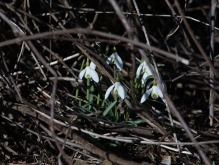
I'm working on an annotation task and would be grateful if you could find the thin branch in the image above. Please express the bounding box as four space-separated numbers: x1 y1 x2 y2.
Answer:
209 0 217 126
0 28 190 65
175 0 218 78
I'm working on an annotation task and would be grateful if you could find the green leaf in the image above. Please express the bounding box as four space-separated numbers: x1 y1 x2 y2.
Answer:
90 85 94 92
114 106 119 121
157 63 165 67
103 100 117 117
124 109 130 121
79 99 81 107
124 121 137 126
134 120 145 124
91 106 97 112
105 43 110 55
101 100 105 107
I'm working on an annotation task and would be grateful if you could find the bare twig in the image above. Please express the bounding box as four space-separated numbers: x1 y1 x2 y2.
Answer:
209 0 217 126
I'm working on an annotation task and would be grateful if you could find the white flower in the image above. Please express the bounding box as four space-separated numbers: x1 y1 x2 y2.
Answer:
136 61 154 84
78 62 99 83
106 52 123 71
140 82 166 103
89 62 96 70
105 82 126 100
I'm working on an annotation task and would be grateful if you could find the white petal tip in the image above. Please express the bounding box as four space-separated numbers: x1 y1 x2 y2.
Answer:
90 68 99 83
78 69 86 80
105 84 115 100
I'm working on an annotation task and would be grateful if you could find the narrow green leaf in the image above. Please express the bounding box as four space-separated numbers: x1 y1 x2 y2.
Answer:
90 85 94 92
103 100 117 117
79 99 81 107
157 63 165 67
134 120 145 124
114 106 119 121
105 43 110 56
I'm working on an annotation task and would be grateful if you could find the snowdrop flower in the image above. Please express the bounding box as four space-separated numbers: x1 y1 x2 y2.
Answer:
136 61 154 84
136 61 152 78
89 61 96 70
140 81 165 103
78 62 99 83
106 52 123 71
105 82 126 100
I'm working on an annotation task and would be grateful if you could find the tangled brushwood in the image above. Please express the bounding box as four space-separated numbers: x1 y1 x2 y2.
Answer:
0 0 219 165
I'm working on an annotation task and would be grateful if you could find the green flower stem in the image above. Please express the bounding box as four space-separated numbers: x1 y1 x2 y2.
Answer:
86 58 89 66
97 92 100 105
86 88 89 101
80 59 86 70
113 66 117 79
115 72 119 82
97 75 102 105
75 58 86 101
89 85 94 110
153 79 157 86
115 93 118 101
86 78 90 100
75 88 79 98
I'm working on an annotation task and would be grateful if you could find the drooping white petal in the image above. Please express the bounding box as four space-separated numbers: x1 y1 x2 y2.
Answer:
140 88 152 103
78 68 86 80
157 84 167 104
90 62 96 70
136 62 144 78
141 62 147 72
114 53 123 71
141 72 151 84
117 83 126 99
146 81 153 90
151 86 159 99
89 68 99 83
139 62 154 84
162 98 166 105
157 85 163 99
106 54 115 64
105 84 115 99
106 53 123 70
144 63 154 75
161 81 167 91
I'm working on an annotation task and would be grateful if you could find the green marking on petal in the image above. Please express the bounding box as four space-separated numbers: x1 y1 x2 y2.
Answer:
85 74 91 78
152 93 158 98
114 89 118 94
